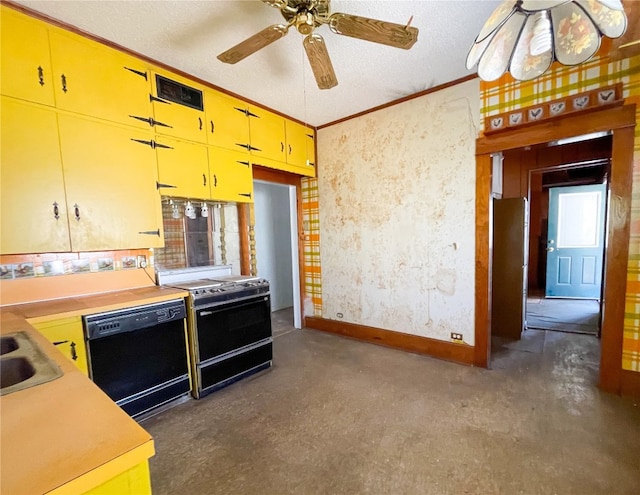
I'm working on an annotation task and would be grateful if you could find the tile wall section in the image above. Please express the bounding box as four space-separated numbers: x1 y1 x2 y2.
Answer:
480 54 640 371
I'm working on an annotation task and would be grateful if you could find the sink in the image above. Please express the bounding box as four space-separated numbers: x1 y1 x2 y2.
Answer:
1 357 36 388
0 332 63 396
0 336 19 355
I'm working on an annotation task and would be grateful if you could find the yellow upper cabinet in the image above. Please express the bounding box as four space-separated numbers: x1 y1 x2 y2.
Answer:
150 71 207 144
48 30 152 130
204 90 251 153
209 147 254 203
248 107 286 163
285 120 316 176
57 114 164 251
1 97 71 254
0 7 55 106
156 137 211 200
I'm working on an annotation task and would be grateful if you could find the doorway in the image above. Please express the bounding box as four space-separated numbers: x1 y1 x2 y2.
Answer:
475 104 636 394
253 180 302 334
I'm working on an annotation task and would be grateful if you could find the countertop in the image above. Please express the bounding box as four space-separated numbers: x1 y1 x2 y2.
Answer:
0 285 189 494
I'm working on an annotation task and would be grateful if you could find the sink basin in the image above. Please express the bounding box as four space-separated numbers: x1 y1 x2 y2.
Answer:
0 336 19 355
0 332 63 396
1 357 36 388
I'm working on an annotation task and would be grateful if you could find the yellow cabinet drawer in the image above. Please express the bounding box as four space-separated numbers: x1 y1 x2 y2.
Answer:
156 137 211 200
209 147 254 203
32 316 89 376
49 29 153 129
0 6 55 106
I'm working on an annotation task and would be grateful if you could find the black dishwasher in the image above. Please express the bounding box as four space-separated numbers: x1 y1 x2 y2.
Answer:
84 299 190 419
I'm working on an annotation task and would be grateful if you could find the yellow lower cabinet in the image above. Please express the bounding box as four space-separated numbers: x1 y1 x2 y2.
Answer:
209 147 254 203
31 316 88 376
156 137 211 200
82 461 152 495
0 97 72 254
57 113 164 250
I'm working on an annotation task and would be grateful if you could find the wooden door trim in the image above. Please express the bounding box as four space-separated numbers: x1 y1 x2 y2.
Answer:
252 166 307 327
474 104 636 394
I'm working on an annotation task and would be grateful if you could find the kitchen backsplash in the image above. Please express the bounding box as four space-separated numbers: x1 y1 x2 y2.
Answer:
0 249 153 281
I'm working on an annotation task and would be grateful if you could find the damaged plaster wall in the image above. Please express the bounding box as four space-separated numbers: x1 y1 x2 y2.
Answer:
316 79 480 344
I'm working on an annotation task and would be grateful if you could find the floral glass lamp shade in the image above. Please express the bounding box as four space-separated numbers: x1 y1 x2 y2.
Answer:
467 0 628 81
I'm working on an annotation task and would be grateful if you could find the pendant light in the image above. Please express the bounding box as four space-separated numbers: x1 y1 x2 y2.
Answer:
467 0 628 81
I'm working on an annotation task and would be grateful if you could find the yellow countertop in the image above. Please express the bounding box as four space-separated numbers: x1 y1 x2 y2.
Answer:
0 285 189 495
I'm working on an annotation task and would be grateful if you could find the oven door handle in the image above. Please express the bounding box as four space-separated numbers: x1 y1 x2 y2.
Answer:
200 311 214 317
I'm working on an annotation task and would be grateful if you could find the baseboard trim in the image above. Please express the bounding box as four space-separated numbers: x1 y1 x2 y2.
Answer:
304 317 475 366
620 369 640 398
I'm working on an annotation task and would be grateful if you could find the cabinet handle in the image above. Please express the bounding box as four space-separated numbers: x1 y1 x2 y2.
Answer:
53 202 59 220
289 144 292 155
213 175 218 187
129 115 152 125
124 66 148 80
37 66 45 86
199 117 203 130
281 142 284 152
131 138 173 150
210 120 215 133
70 342 78 361
247 110 259 118
239 193 252 199
61 74 68 93
237 160 250 167
74 204 80 221
52 340 69 346
138 229 161 237
249 145 260 152
203 174 207 186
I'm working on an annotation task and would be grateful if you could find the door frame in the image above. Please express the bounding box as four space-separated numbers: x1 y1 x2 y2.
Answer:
474 104 636 394
252 166 306 329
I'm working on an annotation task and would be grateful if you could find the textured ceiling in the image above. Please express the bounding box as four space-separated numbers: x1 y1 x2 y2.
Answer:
14 0 501 126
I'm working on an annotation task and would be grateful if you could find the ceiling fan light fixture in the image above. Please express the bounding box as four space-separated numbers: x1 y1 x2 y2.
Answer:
467 0 628 81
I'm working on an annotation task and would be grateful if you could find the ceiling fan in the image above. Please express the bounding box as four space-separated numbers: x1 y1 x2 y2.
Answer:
217 0 419 90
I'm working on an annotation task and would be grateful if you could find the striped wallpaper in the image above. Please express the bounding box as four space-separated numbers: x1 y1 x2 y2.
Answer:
480 53 640 372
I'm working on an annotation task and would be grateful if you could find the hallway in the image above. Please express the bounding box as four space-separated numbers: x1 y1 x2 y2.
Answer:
144 322 640 494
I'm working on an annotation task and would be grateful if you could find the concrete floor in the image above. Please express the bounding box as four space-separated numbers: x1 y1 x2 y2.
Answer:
143 314 640 495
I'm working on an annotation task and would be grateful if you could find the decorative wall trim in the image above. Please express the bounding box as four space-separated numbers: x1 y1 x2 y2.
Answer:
305 317 476 366
484 84 623 134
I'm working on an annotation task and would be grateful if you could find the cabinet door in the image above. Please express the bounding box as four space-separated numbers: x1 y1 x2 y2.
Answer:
305 129 317 178
209 148 254 203
156 137 211 200
248 107 286 163
0 6 55 106
57 114 164 250
204 90 251 152
49 30 152 129
1 97 71 254
32 316 88 376
151 72 207 144
285 120 312 167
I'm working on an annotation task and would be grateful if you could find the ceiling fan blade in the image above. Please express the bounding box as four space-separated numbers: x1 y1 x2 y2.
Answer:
328 13 418 49
303 34 338 90
217 24 289 64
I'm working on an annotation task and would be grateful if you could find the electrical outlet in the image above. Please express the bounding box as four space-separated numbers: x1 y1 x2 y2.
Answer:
137 255 147 268
450 332 463 341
